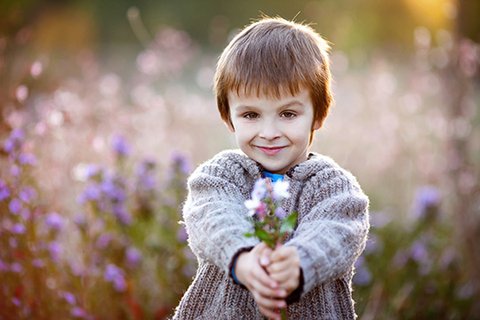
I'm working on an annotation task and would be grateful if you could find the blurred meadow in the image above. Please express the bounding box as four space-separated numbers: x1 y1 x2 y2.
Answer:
1 0 479 319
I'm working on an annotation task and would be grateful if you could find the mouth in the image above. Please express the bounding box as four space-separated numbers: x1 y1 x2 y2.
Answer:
256 146 285 156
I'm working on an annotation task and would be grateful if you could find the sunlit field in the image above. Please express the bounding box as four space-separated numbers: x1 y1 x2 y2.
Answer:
1 1 479 319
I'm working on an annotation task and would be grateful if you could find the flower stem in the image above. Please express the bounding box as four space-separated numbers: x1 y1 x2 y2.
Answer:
280 308 287 319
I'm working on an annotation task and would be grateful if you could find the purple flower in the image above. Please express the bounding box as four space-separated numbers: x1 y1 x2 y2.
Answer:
48 242 62 262
113 205 132 225
11 223 26 234
62 292 76 305
251 179 267 200
111 134 131 158
11 297 21 306
9 198 22 214
32 259 45 268
410 240 428 263
136 159 157 191
0 259 8 271
176 226 188 243
104 264 127 292
0 180 10 201
3 128 24 154
101 177 126 203
413 186 440 220
171 152 191 175
45 212 64 231
71 307 87 318
353 256 372 286
19 186 37 204
11 262 23 273
126 247 142 267
77 184 101 204
274 207 286 219
10 165 21 177
96 234 113 249
18 153 37 166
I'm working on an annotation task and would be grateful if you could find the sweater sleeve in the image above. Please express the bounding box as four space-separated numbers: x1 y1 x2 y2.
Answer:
285 166 369 295
182 157 259 273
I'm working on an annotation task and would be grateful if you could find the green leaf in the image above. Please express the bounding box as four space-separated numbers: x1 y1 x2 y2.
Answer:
244 232 254 238
280 211 298 234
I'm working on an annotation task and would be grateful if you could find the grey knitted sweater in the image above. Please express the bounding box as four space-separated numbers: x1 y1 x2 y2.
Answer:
173 150 369 319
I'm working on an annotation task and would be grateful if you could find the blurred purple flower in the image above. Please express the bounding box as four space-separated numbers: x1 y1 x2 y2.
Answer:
274 207 287 219
77 184 101 204
365 234 382 255
18 153 37 166
32 259 45 268
11 223 26 234
104 264 127 292
3 128 24 154
176 226 188 243
136 159 157 191
10 165 21 177
73 213 87 231
410 240 428 263
96 234 112 249
45 212 64 231
9 198 22 214
0 259 8 271
126 246 142 267
11 297 21 306
49 242 62 262
71 307 87 318
11 262 22 273
353 256 372 286
171 152 191 175
113 205 132 225
111 134 131 158
251 179 267 201
413 186 440 219
62 292 76 305
85 164 102 179
101 177 126 203
0 180 10 201
19 186 37 204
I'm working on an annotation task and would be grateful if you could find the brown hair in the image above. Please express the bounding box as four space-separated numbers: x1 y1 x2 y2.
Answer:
214 16 333 131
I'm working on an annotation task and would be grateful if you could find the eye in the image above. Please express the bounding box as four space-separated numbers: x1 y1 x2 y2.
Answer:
242 112 259 120
280 111 297 119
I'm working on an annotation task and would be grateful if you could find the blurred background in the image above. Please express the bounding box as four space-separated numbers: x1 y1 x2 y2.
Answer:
1 0 479 319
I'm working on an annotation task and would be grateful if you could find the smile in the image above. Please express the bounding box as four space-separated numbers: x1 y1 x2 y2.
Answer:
256 146 285 156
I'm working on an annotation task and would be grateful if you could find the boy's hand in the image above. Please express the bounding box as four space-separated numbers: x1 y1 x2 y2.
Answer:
235 243 287 319
265 245 301 296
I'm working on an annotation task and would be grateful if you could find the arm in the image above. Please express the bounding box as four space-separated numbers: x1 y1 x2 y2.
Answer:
285 168 369 294
183 160 259 273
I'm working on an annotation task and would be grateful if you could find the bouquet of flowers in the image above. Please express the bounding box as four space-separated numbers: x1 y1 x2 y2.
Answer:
244 177 298 320
244 178 297 248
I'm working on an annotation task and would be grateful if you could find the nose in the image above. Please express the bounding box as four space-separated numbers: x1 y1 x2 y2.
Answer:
258 119 281 140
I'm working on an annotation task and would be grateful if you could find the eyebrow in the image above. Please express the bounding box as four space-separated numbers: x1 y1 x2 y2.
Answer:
234 100 305 111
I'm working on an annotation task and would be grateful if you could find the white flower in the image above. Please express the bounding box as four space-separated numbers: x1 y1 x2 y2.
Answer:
272 180 290 200
244 198 261 216
251 179 267 200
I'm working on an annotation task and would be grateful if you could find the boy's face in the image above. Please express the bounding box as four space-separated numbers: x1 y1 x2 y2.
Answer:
227 87 320 174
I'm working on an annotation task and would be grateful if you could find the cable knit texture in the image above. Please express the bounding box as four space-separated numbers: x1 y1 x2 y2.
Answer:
172 150 369 320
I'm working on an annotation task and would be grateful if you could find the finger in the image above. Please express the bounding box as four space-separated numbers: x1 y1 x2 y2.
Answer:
251 264 280 290
253 291 286 310
250 278 287 299
270 246 297 263
269 267 298 283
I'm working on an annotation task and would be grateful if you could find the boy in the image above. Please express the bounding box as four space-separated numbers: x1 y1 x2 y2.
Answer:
173 17 369 319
